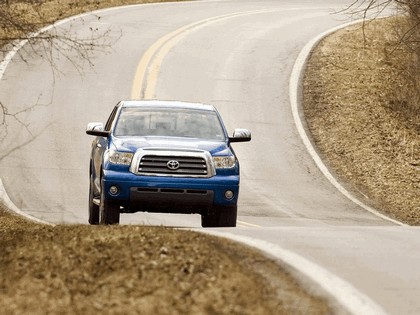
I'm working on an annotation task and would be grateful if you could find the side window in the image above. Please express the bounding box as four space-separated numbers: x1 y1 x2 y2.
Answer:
104 106 119 131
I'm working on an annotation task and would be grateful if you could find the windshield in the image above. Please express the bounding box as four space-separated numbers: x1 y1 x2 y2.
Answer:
114 107 226 141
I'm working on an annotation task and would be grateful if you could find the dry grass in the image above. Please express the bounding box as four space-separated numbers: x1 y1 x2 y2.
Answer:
303 17 420 225
0 205 329 315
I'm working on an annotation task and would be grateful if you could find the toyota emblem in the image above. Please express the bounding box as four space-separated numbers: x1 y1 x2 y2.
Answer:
167 160 180 170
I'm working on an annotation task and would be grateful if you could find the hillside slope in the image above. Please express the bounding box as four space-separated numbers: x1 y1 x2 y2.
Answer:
303 17 419 225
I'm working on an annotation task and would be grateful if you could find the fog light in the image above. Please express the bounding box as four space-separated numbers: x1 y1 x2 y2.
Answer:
224 190 234 200
109 186 119 196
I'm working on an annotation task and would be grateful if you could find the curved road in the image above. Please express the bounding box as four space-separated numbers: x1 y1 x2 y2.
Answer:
1 1 419 314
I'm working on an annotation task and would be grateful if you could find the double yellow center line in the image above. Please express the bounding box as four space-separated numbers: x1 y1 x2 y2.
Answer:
130 8 278 99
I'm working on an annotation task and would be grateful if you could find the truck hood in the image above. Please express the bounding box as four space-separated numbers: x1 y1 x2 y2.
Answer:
111 136 231 155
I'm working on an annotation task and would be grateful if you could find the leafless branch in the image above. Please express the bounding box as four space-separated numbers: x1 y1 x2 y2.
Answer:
0 1 120 159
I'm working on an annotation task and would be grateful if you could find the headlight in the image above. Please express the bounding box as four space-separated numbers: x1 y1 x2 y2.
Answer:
213 156 236 169
108 150 133 165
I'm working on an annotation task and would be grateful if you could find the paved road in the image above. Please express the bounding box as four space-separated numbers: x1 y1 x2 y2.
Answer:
1 1 419 314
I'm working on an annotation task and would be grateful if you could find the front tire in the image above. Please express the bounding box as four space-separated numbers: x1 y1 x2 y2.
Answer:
88 175 99 225
99 179 120 225
201 205 237 228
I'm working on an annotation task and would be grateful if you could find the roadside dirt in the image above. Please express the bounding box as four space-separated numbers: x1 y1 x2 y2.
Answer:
303 17 419 225
0 204 330 315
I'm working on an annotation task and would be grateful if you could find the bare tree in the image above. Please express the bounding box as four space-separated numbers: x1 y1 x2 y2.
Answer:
345 0 420 128
1 0 116 70
0 0 118 159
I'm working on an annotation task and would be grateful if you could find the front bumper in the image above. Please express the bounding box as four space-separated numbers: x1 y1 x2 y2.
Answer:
102 170 239 213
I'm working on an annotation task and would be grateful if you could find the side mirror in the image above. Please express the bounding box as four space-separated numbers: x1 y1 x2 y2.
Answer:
229 128 251 143
86 122 110 137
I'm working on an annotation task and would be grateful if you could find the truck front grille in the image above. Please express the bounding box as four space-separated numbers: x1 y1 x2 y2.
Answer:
139 155 208 176
129 149 215 178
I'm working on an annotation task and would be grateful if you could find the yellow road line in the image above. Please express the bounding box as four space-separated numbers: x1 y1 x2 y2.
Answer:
237 220 261 228
131 8 279 99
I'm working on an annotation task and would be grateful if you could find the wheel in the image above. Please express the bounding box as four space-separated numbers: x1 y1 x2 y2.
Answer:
99 179 120 225
201 205 237 228
88 174 99 225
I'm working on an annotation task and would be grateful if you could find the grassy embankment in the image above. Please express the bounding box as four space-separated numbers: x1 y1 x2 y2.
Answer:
0 203 329 314
303 17 419 225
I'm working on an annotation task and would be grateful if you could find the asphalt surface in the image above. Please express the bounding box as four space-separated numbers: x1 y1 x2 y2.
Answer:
1 1 420 314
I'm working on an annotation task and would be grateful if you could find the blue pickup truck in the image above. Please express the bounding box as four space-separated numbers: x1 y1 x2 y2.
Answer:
86 100 251 227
